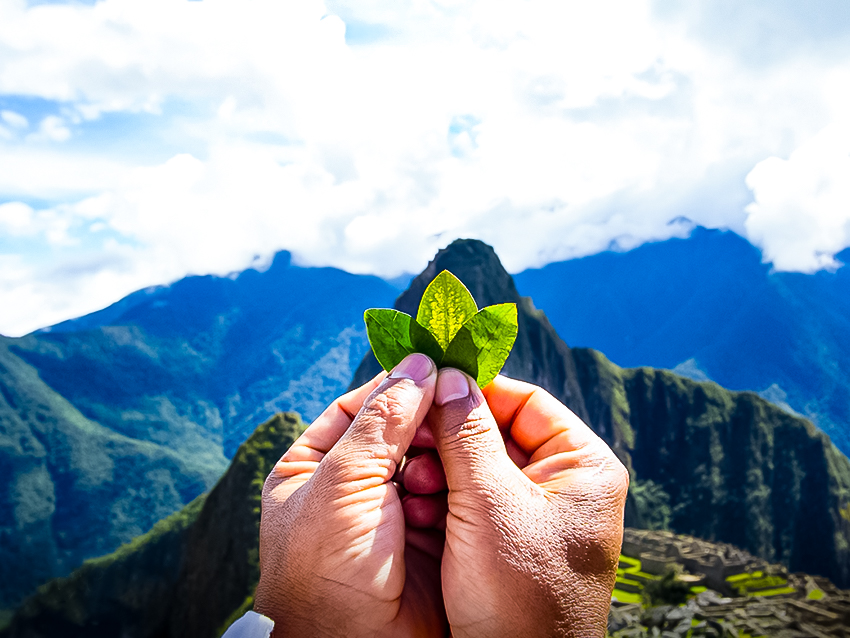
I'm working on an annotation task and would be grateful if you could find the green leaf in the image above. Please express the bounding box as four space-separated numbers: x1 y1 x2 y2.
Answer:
416 270 478 350
365 270 517 385
365 308 445 372
409 319 444 365
442 303 518 387
364 308 417 372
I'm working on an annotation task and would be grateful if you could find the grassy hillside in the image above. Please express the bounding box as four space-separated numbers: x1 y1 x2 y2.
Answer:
0 412 304 638
0 254 396 607
0 340 224 610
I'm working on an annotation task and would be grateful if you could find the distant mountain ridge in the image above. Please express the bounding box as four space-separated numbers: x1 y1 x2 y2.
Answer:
0 254 397 609
20 251 397 453
4 230 850 614
3 238 849 638
514 226 850 456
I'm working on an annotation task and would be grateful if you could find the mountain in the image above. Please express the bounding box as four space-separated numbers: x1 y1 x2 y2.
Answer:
350 239 592 436
24 251 398 455
0 253 397 609
0 412 304 638
575 349 850 584
3 238 850 637
0 337 222 617
353 238 850 587
513 226 850 456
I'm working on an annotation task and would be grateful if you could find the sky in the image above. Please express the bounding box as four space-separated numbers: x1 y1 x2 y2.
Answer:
1 0 850 336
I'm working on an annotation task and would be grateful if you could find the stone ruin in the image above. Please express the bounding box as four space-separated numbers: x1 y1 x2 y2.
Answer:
622 529 769 595
610 528 850 637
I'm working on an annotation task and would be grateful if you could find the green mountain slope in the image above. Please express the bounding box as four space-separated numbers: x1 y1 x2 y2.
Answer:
575 348 850 587
0 256 397 608
0 412 304 638
0 339 225 611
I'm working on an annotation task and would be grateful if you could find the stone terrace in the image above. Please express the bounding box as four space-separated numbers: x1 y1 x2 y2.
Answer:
610 528 850 637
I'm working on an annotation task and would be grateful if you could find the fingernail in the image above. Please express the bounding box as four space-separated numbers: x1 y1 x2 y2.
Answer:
389 353 434 382
435 368 470 405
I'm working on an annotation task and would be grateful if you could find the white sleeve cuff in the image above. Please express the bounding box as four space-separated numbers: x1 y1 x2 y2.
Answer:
221 611 275 638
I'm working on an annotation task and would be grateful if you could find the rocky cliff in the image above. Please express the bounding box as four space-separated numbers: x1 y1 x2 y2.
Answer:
575 349 850 587
351 239 596 449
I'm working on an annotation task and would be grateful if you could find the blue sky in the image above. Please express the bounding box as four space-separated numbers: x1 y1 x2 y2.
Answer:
1 0 849 336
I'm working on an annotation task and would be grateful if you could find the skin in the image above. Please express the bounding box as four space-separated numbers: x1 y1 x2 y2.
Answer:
255 353 628 637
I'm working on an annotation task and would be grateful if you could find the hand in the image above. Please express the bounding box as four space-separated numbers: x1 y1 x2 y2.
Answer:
404 369 628 638
254 353 447 637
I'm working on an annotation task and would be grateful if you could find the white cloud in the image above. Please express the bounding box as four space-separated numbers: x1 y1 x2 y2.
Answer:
1 0 850 334
744 123 850 272
0 248 143 338
28 115 71 142
0 200 76 246
1 109 28 129
0 0 348 119
0 146 129 199
0 201 35 234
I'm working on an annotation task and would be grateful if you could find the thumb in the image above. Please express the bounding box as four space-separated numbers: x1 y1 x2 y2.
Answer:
322 353 436 481
429 368 520 492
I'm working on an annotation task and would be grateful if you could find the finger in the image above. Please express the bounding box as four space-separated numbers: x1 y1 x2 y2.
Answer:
402 450 447 494
429 368 527 492
402 493 448 528
484 376 625 494
505 437 530 468
322 353 437 483
288 371 386 459
483 375 601 459
264 372 386 496
411 420 437 448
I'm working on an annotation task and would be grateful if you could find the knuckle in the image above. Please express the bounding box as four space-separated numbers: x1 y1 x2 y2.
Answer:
438 401 493 440
360 384 412 426
363 390 399 420
447 412 492 440
313 451 347 483
262 465 282 498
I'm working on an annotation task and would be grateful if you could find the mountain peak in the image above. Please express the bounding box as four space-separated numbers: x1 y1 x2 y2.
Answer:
349 239 591 427
394 238 520 316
